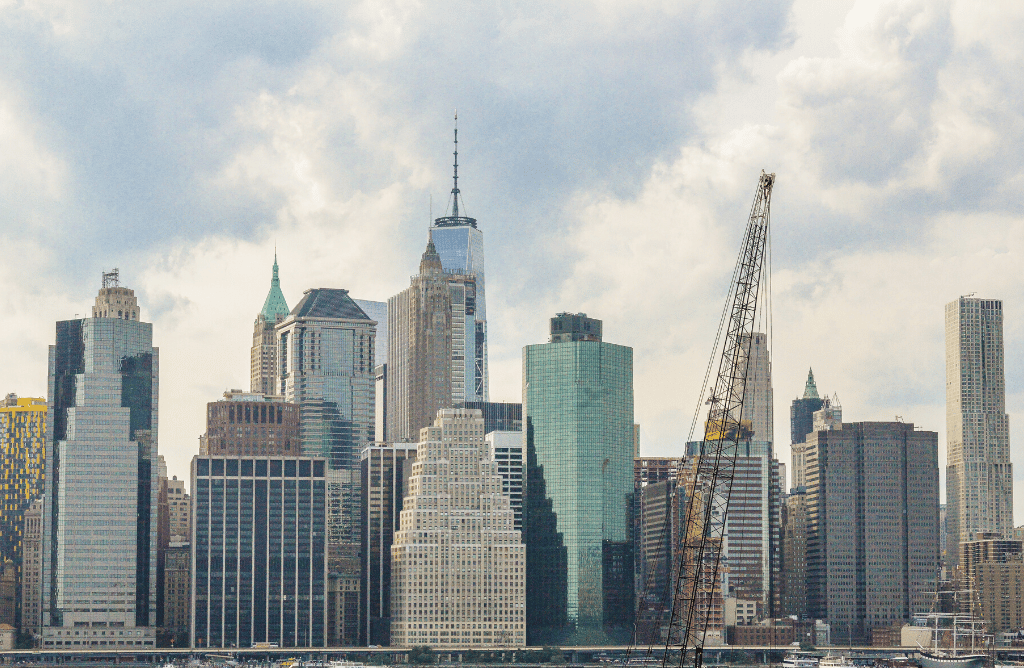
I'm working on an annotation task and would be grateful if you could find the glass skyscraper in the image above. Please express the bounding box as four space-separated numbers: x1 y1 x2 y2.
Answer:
431 118 488 402
191 455 327 648
523 313 634 645
42 271 159 648
276 289 376 580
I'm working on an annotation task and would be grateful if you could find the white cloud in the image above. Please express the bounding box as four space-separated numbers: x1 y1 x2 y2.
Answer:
2 0 1024 530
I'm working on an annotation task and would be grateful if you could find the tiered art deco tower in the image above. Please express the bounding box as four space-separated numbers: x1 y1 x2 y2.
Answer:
390 408 524 648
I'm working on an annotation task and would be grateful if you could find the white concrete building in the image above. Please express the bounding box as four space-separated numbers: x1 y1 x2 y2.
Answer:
391 408 524 647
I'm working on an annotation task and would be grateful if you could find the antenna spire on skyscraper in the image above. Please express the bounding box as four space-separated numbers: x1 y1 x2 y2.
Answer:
451 109 460 219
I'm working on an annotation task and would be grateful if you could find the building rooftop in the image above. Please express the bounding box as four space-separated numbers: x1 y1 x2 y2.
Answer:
290 288 371 320
260 253 290 321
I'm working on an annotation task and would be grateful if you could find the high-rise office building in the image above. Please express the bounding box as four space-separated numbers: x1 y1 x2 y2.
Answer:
165 477 190 544
431 118 488 403
162 543 190 648
277 289 376 570
19 499 42 638
523 312 634 645
739 333 773 444
790 369 824 447
634 457 686 487
461 402 522 434
42 271 159 648
780 489 808 618
0 561 14 627
191 455 327 648
387 240 453 443
805 421 939 644
360 443 417 646
960 536 1024 633
685 439 782 616
792 395 842 490
0 393 46 630
251 254 290 396
390 408 525 648
354 300 388 443
486 431 524 532
203 390 300 456
635 476 687 644
946 297 1012 565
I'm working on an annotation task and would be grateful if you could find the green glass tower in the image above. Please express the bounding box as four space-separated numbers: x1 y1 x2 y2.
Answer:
523 313 634 645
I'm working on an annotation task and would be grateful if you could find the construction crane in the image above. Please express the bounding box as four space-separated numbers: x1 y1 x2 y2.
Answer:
663 170 775 668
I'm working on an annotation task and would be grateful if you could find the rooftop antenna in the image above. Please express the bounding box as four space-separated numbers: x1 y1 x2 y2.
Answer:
451 109 460 218
102 268 120 289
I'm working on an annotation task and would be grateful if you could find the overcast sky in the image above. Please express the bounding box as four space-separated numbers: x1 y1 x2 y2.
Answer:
2 0 1023 518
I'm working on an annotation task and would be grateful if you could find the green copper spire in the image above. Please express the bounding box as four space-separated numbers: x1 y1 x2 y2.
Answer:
803 367 820 399
260 251 290 320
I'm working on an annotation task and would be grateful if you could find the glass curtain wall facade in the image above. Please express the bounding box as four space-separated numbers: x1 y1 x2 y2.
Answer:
522 314 634 645
43 279 159 648
359 443 417 646
432 218 487 403
276 289 375 576
191 456 327 648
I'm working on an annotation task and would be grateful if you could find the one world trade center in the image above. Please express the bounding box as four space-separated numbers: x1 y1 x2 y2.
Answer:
430 113 488 402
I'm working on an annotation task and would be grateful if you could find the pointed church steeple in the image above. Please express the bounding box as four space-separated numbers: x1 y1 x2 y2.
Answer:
260 251 290 321
803 368 820 400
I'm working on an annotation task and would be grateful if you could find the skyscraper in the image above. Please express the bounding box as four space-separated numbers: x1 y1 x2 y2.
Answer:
685 439 782 617
191 455 327 648
277 289 376 580
805 421 939 644
19 499 42 638
739 333 773 444
790 369 824 447
387 240 453 443
203 390 300 456
360 443 417 646
486 431 524 532
431 117 487 402
390 408 525 648
523 313 634 645
354 299 388 443
0 393 46 630
251 254 290 396
946 297 1012 564
780 489 808 618
43 270 159 648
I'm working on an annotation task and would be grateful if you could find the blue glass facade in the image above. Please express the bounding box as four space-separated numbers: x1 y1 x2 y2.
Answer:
522 319 634 645
192 456 327 648
277 289 375 576
431 223 488 402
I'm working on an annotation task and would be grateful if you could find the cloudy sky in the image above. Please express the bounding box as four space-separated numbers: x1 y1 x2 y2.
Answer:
2 0 1023 518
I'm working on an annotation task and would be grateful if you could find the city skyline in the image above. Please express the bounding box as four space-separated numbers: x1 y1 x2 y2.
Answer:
0 0 1022 526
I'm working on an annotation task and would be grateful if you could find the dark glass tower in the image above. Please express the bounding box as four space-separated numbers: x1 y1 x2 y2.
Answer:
191 456 327 648
42 271 159 648
523 313 634 645
790 368 823 446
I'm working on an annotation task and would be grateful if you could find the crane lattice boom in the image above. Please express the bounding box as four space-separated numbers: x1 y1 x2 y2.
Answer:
666 170 775 668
